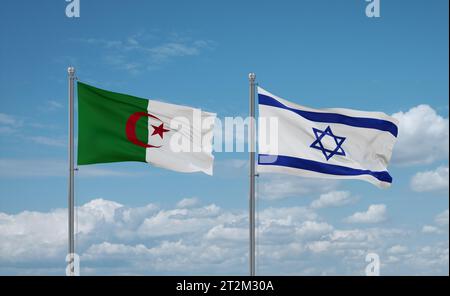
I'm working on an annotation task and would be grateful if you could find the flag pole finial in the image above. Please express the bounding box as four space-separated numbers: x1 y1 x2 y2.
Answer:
249 72 256 81
68 66 75 75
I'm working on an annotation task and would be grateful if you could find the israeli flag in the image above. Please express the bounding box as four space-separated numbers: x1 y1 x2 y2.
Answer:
257 87 399 188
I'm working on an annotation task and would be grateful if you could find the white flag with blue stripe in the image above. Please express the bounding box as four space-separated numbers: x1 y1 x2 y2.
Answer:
257 87 399 188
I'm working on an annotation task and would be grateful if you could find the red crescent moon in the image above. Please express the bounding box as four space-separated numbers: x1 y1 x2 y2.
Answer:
125 112 162 148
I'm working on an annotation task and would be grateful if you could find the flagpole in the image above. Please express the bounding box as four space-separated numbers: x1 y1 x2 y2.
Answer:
67 66 75 276
248 72 256 276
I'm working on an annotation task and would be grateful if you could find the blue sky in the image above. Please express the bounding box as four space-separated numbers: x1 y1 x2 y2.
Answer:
0 0 448 275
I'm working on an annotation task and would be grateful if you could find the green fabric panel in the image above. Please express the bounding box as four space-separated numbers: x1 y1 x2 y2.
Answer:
77 82 148 165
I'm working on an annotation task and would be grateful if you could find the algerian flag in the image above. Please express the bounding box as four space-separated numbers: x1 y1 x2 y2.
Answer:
77 82 216 175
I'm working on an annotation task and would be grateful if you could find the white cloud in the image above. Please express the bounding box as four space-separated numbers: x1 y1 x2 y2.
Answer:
79 33 214 74
0 199 247 275
345 204 387 224
435 209 449 226
149 40 209 62
205 224 247 242
310 191 357 209
405 243 449 275
258 206 318 226
0 112 64 146
0 199 123 263
295 221 333 239
411 166 449 192
329 229 369 242
176 197 200 209
40 100 64 112
259 174 339 200
422 225 443 234
306 241 332 253
47 100 63 109
137 204 223 238
420 209 449 235
0 199 447 275
0 113 18 126
30 136 66 147
0 113 22 134
387 245 408 254
392 105 449 166
81 199 123 223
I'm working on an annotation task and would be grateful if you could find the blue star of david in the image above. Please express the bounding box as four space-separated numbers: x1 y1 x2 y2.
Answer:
310 126 346 161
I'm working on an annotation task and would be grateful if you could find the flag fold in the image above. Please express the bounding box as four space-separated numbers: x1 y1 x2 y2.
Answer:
77 82 216 175
257 87 399 188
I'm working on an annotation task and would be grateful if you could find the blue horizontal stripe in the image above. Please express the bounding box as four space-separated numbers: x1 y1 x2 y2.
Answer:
259 94 398 137
258 154 393 183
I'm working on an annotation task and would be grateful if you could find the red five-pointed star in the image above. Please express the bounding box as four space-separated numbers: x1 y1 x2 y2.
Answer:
151 123 170 139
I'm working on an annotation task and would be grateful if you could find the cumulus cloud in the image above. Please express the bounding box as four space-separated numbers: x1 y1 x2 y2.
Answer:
0 199 123 265
387 245 408 254
295 221 333 239
411 166 449 192
345 204 387 224
420 209 449 235
310 191 357 209
136 204 223 238
392 105 449 166
0 199 246 275
205 225 247 242
405 243 449 275
176 197 200 209
0 199 448 275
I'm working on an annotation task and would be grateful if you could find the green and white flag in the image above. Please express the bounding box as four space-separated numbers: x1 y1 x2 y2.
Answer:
77 82 216 175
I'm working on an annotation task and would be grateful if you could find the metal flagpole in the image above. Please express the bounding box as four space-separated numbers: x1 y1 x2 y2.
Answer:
248 73 256 276
67 66 75 276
